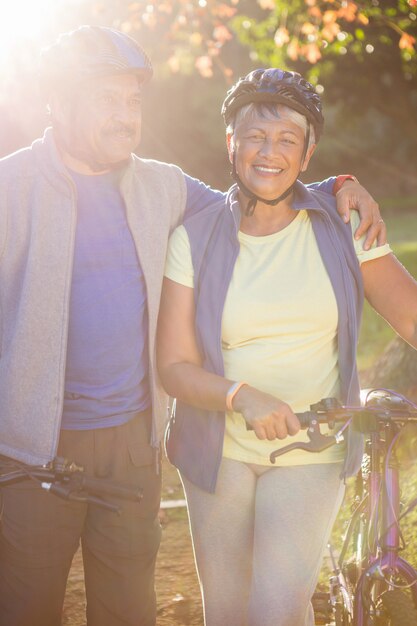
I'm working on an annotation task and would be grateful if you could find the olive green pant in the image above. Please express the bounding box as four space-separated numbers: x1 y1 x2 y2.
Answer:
0 411 161 626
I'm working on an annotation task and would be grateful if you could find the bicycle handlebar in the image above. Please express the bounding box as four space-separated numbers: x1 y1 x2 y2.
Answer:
270 390 417 463
64 473 143 502
295 405 417 430
296 398 417 433
0 455 143 512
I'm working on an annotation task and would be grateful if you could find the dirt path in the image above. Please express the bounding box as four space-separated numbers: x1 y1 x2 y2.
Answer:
63 459 203 626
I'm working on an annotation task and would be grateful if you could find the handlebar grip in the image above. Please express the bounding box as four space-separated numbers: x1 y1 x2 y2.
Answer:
79 475 143 502
295 411 316 429
246 411 315 431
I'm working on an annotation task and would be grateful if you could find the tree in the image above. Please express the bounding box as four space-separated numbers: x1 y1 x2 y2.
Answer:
94 0 417 187
362 337 417 400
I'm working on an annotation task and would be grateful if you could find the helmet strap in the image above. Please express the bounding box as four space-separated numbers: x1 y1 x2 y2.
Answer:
231 123 311 216
301 122 310 166
231 154 295 217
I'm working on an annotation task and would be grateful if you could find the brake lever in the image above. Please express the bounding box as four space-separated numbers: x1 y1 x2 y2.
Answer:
269 420 338 463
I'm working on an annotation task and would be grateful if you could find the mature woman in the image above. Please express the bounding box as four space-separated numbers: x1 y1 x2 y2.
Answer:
157 69 417 626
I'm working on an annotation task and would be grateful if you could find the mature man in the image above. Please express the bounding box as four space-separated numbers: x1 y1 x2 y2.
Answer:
0 25 384 626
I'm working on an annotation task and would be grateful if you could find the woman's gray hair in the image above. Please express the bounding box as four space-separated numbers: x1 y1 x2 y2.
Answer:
227 102 316 149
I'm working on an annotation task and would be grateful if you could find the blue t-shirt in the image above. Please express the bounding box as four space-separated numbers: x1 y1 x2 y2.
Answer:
62 169 150 429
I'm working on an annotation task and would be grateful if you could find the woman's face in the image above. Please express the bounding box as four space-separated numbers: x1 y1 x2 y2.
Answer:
228 109 315 202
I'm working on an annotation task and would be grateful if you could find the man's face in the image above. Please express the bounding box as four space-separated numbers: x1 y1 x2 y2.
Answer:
57 73 142 172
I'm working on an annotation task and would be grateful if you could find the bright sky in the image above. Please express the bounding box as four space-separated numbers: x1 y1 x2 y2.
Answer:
0 0 59 65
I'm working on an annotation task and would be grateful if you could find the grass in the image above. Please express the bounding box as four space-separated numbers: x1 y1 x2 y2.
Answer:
378 194 417 217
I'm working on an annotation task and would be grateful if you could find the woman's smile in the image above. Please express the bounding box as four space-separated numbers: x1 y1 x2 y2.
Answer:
252 164 283 176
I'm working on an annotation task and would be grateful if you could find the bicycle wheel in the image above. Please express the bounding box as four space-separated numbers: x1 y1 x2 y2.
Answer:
358 580 417 626
380 589 417 626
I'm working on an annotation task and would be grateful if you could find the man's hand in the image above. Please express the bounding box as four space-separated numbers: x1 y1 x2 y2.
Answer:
335 179 387 250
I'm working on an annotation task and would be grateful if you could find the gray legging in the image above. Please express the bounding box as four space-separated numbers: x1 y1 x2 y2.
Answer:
181 458 345 626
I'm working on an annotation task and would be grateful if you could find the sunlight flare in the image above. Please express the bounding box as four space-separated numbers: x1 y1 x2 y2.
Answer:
0 0 57 64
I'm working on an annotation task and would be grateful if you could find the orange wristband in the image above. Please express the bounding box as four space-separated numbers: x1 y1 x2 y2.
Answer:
226 382 248 412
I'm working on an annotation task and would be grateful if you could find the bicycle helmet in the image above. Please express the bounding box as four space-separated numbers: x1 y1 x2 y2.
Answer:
222 68 323 140
221 69 324 215
40 25 152 97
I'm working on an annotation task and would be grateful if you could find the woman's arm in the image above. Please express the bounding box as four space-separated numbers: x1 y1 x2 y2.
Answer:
157 278 231 410
362 254 417 348
157 277 300 440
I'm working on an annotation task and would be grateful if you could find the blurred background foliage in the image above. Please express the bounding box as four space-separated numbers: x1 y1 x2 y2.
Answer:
1 0 416 198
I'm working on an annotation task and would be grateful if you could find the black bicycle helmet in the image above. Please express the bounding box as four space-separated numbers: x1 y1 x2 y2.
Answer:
222 68 323 140
222 68 324 215
40 25 152 97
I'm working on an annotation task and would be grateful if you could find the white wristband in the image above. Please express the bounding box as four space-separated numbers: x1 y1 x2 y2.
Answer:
226 382 248 412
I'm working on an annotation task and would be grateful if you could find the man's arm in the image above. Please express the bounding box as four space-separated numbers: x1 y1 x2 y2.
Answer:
184 175 224 218
307 175 386 250
185 173 387 249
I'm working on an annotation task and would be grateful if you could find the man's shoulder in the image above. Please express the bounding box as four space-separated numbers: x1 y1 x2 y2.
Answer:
0 144 35 176
131 154 185 179
126 156 188 221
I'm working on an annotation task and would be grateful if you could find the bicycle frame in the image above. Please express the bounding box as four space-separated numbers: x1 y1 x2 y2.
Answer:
352 423 417 624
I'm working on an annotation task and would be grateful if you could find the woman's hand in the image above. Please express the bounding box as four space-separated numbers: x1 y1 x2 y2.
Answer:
232 385 301 441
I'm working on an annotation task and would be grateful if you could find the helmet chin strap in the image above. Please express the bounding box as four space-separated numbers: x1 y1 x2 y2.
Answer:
231 154 295 217
231 123 310 217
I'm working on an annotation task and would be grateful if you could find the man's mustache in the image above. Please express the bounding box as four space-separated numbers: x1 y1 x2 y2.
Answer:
105 123 137 137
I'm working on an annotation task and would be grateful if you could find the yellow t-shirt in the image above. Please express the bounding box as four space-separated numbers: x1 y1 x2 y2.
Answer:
164 209 391 466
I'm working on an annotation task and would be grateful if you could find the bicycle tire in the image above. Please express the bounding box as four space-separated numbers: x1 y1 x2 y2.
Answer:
380 589 417 626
